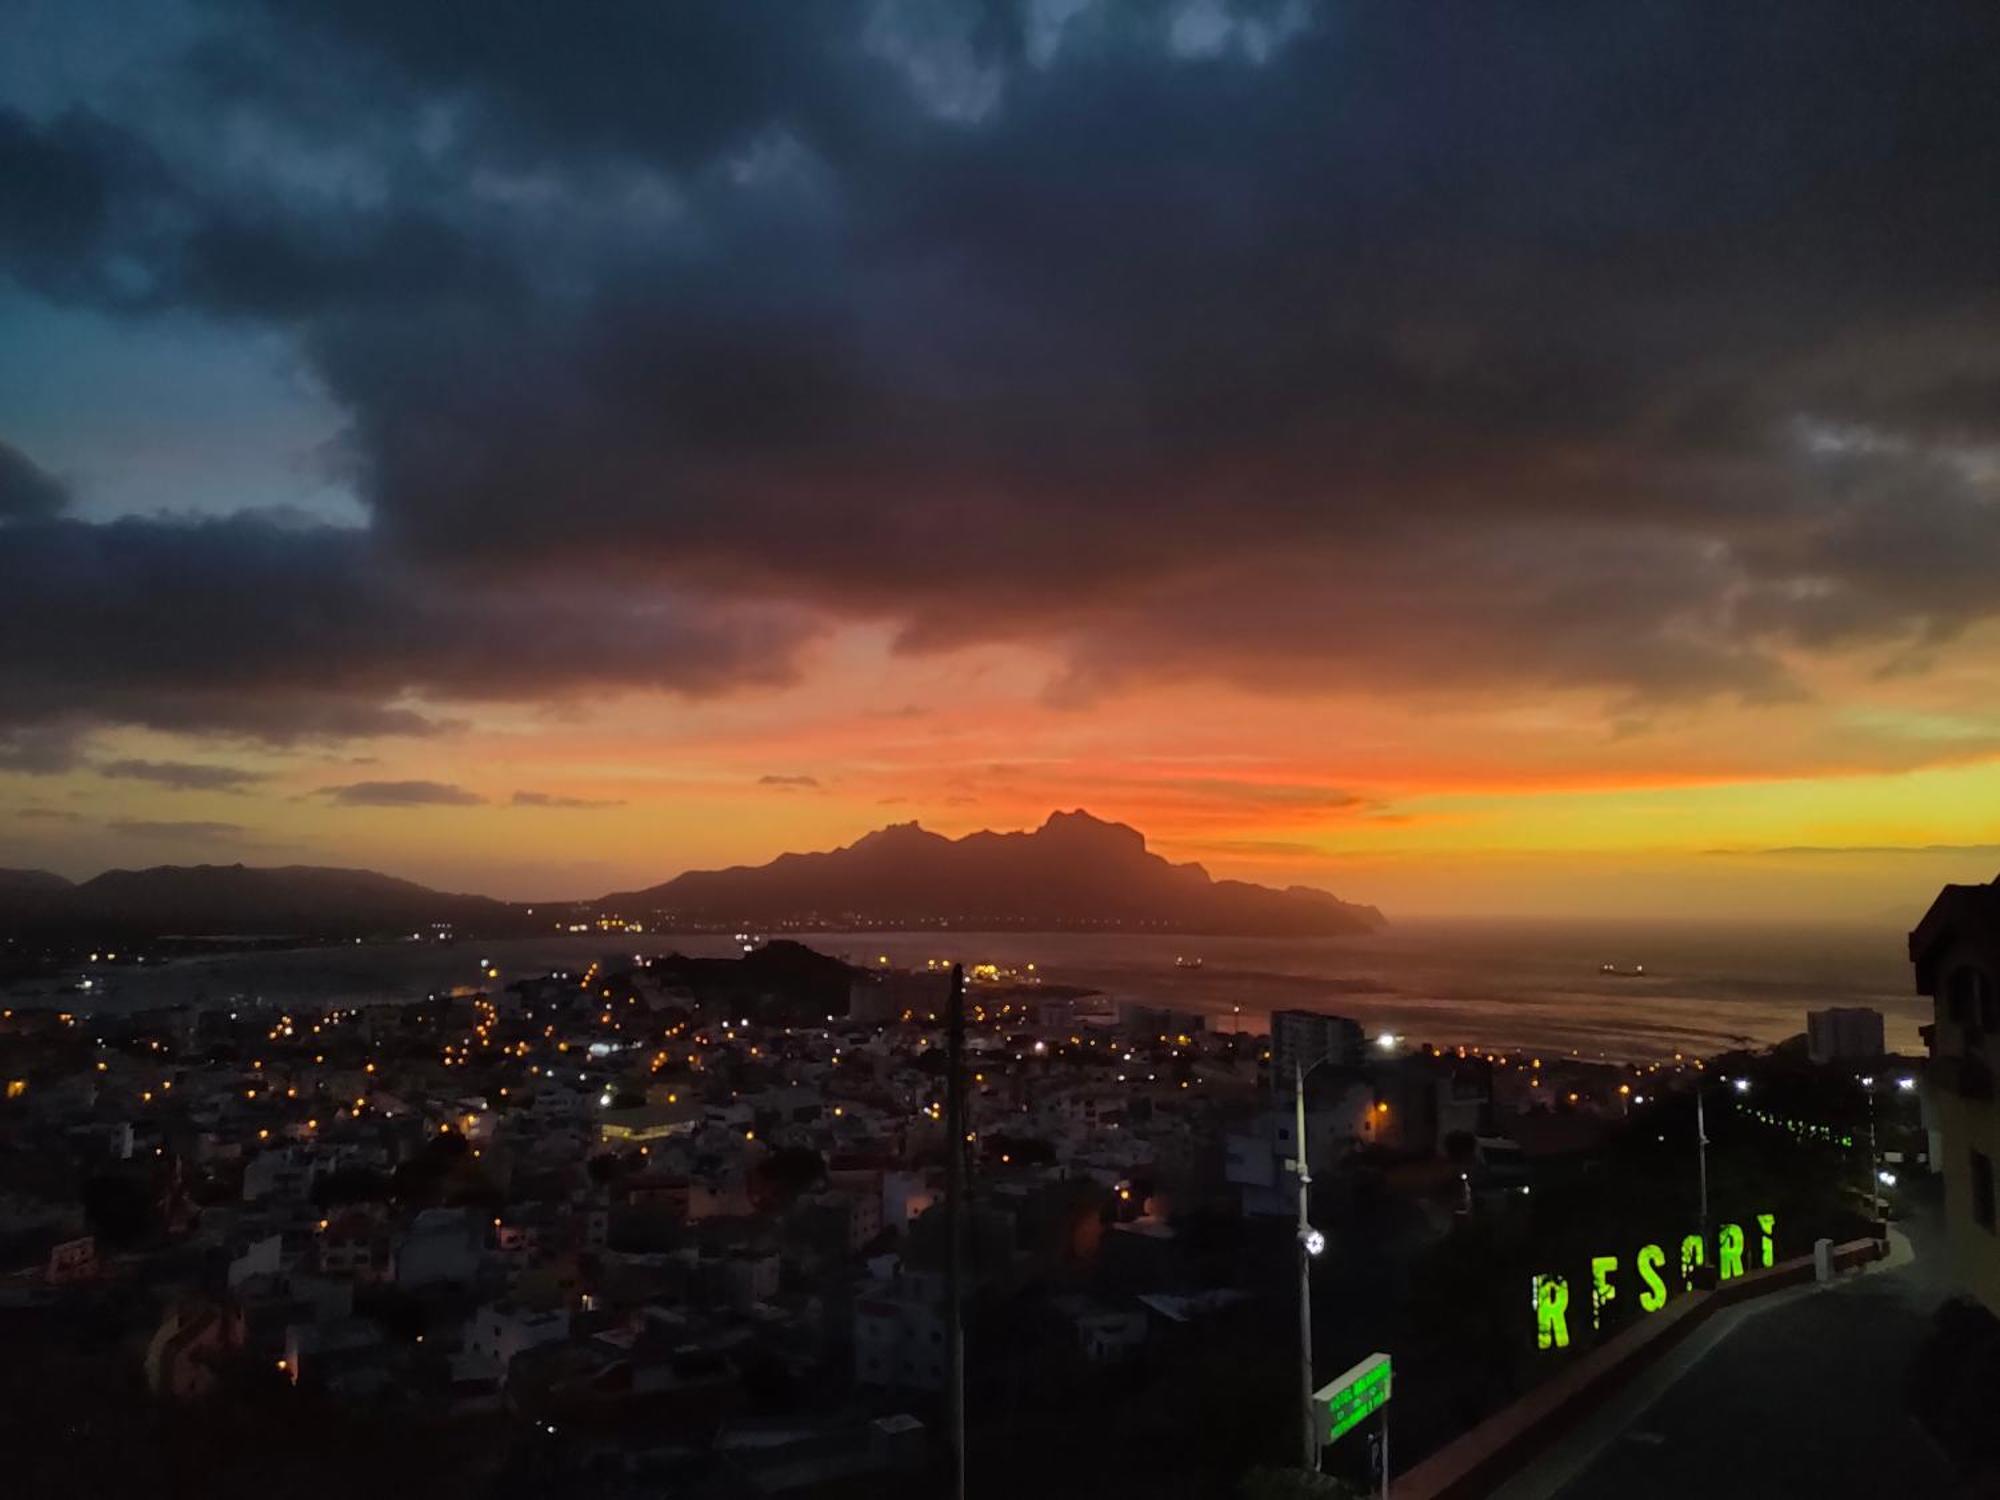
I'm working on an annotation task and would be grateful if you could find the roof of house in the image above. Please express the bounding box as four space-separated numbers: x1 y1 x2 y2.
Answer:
1909 877 2000 988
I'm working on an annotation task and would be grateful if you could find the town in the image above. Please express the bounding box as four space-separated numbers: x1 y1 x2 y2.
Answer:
0 934 1926 1498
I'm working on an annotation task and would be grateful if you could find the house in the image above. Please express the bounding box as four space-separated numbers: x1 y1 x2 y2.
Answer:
1911 877 2000 1317
600 1099 703 1146
853 1272 947 1391
1051 1294 1149 1364
463 1301 571 1382
393 1207 481 1289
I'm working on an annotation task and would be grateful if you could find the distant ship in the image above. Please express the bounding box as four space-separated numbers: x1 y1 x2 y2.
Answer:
1175 956 1204 970
1598 962 1646 977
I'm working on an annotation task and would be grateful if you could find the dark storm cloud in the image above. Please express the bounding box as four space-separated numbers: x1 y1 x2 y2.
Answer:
97 759 268 792
320 779 484 807
0 726 88 775
0 440 68 521
0 512 810 741
4 1 2000 727
758 774 822 789
511 790 625 808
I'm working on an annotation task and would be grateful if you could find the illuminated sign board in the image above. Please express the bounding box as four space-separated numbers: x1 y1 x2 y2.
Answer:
1532 1213 1774 1350
1312 1352 1392 1444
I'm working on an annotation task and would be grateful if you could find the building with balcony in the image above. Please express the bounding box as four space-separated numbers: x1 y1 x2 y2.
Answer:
1911 876 2000 1316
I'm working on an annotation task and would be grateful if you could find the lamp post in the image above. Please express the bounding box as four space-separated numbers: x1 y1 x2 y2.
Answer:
1695 1083 1710 1239
945 965 966 1500
1294 1059 1319 1471
1292 1057 1335 1471
1695 1076 1750 1242
1859 1075 1881 1225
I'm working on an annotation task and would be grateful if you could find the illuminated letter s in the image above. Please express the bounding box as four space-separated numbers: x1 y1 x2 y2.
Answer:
1636 1243 1667 1312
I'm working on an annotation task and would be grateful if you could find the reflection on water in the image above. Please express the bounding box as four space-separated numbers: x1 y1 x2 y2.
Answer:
24 918 1926 1063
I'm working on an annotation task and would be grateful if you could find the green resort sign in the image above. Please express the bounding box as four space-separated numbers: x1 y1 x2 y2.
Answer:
1531 1212 1776 1350
1312 1352 1392 1445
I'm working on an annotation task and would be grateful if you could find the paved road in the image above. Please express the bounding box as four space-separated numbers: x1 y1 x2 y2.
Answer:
1513 1189 1956 1500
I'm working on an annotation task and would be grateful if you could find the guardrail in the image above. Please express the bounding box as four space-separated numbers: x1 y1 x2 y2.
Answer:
1394 1238 1883 1500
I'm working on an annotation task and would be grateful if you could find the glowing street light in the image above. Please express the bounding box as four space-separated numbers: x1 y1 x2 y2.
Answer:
1301 1226 1327 1258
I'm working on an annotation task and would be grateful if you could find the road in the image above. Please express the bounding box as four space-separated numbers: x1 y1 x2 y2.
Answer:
1499 1187 1955 1500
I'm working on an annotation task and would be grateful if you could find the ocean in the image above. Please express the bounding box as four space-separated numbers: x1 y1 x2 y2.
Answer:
22 918 1929 1063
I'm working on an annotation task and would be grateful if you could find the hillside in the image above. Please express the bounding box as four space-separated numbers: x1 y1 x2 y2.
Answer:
3 863 524 940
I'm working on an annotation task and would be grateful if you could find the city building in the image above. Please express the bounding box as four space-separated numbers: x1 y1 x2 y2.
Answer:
1807 1006 1886 1064
1911 876 2000 1316
1120 1002 1206 1041
853 1272 948 1390
600 1099 702 1145
1270 1008 1365 1091
463 1302 571 1382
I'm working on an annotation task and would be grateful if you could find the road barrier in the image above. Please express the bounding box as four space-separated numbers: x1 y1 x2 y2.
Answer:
1394 1238 1883 1500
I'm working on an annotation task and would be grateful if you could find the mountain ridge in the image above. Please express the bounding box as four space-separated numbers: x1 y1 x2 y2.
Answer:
603 809 1384 936
0 812 1383 939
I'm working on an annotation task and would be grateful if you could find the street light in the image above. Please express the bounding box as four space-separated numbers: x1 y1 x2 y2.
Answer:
1859 1076 1883 1225
1696 1081 1711 1236
1732 1077 1751 1095
1291 1054 1337 1471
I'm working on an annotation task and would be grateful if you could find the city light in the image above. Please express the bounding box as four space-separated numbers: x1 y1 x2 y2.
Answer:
1301 1227 1327 1258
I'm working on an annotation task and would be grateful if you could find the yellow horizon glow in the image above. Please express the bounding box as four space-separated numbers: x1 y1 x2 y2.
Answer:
9 623 1999 921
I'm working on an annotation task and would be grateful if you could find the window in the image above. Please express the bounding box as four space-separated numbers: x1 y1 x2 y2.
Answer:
1974 1149 1995 1233
1949 969 1996 1035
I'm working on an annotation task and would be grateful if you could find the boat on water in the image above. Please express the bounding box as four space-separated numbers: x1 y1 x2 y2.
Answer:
1598 962 1646 977
1174 955 1203 970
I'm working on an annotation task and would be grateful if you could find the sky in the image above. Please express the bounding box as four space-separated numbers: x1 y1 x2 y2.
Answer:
4 0 2000 920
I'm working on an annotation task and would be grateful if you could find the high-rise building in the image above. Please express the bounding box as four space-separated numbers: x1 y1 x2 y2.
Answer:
1911 877 2000 1317
1270 1008 1365 1091
1806 1006 1885 1064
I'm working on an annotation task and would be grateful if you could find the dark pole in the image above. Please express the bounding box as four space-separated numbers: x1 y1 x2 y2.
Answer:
946 963 967 1500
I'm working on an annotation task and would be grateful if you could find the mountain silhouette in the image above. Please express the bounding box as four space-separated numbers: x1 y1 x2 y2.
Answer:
601 809 1384 935
0 814 1382 941
0 863 520 940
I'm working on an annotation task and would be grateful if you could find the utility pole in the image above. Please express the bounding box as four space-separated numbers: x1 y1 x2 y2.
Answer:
945 964 967 1500
1295 1059 1316 1472
1695 1083 1709 1239
1861 1075 1881 1224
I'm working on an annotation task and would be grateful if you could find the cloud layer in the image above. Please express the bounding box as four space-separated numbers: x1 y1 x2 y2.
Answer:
3 0 2000 744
